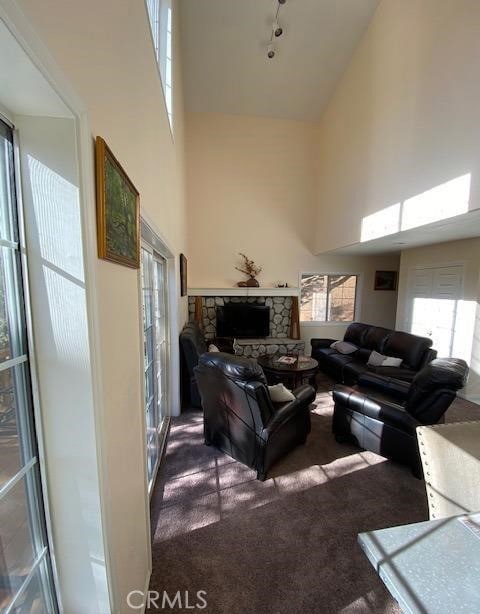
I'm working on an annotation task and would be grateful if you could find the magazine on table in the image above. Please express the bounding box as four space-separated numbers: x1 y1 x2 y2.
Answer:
276 356 297 365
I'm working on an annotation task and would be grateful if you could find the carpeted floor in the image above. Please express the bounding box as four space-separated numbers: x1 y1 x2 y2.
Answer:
148 375 480 613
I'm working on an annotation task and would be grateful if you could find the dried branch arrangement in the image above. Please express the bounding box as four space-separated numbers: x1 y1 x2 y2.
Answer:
235 253 262 279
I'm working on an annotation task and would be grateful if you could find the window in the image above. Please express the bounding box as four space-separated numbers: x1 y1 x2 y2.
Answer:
146 0 173 131
0 120 58 611
300 274 358 323
141 241 169 491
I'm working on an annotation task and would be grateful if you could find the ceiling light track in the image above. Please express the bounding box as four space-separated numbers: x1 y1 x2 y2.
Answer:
266 0 286 59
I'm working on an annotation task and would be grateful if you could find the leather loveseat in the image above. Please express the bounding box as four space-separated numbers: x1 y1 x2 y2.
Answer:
195 352 315 480
332 358 469 475
311 322 437 385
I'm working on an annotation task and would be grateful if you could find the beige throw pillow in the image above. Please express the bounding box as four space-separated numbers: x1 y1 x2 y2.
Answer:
268 383 296 403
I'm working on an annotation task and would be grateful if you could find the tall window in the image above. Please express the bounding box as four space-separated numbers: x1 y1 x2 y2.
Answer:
141 242 168 491
300 274 358 323
0 120 57 611
146 0 173 131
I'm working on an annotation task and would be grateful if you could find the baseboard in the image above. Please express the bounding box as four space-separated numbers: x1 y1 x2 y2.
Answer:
457 390 480 405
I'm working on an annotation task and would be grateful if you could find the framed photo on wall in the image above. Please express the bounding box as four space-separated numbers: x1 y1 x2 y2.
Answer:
374 270 398 291
95 136 140 268
180 253 187 296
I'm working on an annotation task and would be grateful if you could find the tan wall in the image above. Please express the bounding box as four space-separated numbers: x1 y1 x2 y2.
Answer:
17 0 187 609
186 112 399 344
313 0 480 253
396 238 480 400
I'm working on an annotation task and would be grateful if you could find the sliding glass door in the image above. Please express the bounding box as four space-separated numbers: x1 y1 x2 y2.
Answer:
141 242 168 491
0 121 57 611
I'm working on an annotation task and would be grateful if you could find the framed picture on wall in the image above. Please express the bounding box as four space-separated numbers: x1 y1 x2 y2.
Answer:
95 136 140 268
374 270 398 291
180 253 187 296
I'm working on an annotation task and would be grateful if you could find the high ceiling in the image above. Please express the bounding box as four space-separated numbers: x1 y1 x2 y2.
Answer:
179 0 380 121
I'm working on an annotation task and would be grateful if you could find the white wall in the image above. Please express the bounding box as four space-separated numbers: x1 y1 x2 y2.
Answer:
313 0 480 253
186 112 400 344
16 115 111 613
396 238 480 401
8 0 188 611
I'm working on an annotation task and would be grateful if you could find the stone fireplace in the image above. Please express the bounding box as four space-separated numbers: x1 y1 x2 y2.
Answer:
188 291 305 357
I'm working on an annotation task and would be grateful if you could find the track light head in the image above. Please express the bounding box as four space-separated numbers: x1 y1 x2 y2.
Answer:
267 44 275 59
273 22 283 37
278 0 286 4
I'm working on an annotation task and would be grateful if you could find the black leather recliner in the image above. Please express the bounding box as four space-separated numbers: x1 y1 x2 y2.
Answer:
180 321 207 407
195 352 316 480
332 358 469 475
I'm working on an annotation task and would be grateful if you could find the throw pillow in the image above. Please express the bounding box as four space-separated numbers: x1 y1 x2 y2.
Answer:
208 344 220 352
330 340 358 355
268 383 296 403
367 350 402 367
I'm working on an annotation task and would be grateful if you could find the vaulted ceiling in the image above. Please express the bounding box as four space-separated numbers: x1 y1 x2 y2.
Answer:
179 0 380 121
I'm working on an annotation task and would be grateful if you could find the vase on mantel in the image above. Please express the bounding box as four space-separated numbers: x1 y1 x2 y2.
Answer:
237 277 259 288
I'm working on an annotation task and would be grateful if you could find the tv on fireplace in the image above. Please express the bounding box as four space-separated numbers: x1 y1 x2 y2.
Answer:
216 304 270 338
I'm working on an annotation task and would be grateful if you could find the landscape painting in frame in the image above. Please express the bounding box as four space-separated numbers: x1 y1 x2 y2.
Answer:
374 270 398 291
96 136 140 268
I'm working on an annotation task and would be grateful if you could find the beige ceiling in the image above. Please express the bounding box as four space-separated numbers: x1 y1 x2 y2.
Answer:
179 0 380 121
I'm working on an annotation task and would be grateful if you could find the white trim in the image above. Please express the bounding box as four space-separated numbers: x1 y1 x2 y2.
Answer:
188 287 300 297
13 125 64 611
0 4 115 611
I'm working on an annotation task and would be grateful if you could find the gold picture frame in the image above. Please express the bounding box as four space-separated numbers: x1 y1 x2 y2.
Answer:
95 136 140 268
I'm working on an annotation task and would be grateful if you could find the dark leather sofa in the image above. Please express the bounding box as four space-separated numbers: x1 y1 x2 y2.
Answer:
332 358 469 475
311 322 437 385
179 321 207 407
195 352 316 480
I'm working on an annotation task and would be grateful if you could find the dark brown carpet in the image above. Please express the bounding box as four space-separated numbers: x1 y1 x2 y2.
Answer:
148 375 480 613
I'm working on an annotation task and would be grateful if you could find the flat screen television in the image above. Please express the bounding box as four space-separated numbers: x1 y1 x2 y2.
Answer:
216 304 270 338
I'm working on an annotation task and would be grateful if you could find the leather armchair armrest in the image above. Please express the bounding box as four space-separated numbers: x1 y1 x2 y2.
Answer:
333 384 420 433
357 373 411 400
310 338 336 350
263 384 315 436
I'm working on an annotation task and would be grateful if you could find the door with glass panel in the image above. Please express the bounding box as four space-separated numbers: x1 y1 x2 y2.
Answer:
141 244 168 491
0 121 57 611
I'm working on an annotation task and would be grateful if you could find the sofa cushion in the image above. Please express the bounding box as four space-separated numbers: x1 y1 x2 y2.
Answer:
363 326 392 352
330 340 358 354
344 322 370 347
367 351 403 368
383 331 433 370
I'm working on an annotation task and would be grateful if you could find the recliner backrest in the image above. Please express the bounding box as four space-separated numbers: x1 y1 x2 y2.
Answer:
195 352 274 432
383 331 433 370
344 322 370 347
180 321 207 375
361 325 392 353
406 358 469 423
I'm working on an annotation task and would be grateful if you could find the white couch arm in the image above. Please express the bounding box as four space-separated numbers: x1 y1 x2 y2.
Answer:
417 421 480 519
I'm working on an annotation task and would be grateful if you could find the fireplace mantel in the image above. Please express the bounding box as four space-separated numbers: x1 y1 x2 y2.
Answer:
188 287 299 297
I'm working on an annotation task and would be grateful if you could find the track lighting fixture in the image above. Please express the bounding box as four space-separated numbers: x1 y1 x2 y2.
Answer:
273 21 283 37
265 0 286 60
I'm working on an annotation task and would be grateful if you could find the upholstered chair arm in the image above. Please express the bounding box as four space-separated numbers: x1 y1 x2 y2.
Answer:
357 373 411 400
263 384 315 437
333 384 420 434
